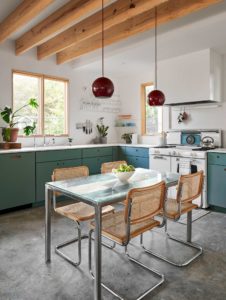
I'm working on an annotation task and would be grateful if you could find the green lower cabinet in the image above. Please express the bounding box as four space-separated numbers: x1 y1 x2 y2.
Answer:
126 155 149 168
83 156 113 175
36 159 82 202
208 164 226 208
0 152 35 210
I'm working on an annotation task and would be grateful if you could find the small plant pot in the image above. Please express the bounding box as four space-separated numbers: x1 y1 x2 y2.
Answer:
100 137 107 144
2 128 19 142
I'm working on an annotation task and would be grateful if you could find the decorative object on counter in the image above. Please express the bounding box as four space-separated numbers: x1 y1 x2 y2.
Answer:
76 120 93 135
0 98 38 143
92 0 114 98
131 133 138 144
121 133 133 144
148 7 165 106
177 108 189 123
80 86 120 113
96 117 108 144
68 137 73 146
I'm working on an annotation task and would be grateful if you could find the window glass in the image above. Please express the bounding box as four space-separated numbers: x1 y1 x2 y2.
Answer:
13 71 68 136
144 84 163 134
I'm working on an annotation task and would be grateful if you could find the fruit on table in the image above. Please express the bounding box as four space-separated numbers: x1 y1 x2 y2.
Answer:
113 164 135 173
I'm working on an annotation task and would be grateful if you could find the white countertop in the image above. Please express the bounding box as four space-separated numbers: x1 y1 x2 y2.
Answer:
0 143 159 154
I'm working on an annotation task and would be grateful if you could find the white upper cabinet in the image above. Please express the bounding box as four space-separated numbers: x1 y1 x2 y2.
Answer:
158 49 223 105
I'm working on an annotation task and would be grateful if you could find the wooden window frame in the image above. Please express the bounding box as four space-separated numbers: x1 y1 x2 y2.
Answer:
12 70 69 137
141 82 163 136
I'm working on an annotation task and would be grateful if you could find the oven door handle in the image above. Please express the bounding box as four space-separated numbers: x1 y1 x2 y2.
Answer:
153 156 167 160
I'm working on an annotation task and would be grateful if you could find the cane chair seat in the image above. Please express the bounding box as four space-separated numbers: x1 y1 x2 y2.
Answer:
56 202 114 222
91 211 160 244
165 198 198 220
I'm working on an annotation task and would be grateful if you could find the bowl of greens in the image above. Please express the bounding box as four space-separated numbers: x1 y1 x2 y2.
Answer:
112 164 135 183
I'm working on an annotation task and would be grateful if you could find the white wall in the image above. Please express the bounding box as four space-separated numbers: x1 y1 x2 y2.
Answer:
0 41 119 146
118 54 226 147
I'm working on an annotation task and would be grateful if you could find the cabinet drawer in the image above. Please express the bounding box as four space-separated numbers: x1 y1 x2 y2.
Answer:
208 153 226 165
82 147 112 158
0 152 35 210
127 156 149 168
36 159 82 201
126 147 149 158
36 149 82 163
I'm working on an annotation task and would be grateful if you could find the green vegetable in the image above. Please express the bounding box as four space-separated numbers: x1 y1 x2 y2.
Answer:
113 164 135 173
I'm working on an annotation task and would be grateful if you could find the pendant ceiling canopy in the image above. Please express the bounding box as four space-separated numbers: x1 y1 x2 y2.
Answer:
92 0 114 98
148 6 165 106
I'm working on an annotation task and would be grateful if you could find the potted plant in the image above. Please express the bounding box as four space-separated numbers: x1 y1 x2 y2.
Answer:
121 133 133 144
0 98 38 142
97 124 109 144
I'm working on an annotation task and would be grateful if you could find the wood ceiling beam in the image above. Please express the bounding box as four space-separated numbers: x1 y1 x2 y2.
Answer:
37 0 168 60
16 0 112 55
57 0 222 64
0 0 54 44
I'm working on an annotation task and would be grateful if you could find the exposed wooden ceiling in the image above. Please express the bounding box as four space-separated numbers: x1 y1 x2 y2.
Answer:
0 0 223 65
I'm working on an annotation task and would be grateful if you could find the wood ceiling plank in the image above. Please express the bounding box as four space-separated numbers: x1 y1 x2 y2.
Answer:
16 0 112 55
0 0 54 44
37 0 168 60
57 0 222 64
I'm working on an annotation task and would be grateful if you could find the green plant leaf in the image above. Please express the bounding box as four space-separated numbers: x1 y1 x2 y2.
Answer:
23 122 36 136
29 98 39 109
0 106 12 124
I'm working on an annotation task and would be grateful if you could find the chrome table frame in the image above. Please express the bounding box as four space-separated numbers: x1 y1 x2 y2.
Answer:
45 170 179 300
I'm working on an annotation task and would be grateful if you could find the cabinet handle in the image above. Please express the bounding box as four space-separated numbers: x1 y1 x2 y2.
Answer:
11 155 22 160
224 168 226 171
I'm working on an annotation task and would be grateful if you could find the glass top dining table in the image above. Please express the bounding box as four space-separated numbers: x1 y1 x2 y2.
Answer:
45 168 179 300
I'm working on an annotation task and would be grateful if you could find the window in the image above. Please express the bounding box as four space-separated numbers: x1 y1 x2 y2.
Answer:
13 70 68 136
141 82 163 135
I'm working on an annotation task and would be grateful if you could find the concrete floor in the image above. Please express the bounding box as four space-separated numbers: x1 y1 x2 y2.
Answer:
0 206 226 300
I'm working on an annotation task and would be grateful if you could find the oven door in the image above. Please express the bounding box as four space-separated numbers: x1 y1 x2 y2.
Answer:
149 155 171 173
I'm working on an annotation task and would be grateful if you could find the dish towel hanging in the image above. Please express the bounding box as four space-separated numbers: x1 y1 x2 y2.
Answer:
178 158 191 175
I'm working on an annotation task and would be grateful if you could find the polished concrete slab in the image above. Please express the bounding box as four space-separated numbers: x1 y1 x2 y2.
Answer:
0 206 226 300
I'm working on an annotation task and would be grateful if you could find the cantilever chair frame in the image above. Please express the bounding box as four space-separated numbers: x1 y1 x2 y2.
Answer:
88 182 167 300
52 166 115 267
141 171 204 267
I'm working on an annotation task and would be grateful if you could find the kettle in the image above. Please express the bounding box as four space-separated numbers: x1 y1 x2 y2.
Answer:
201 136 215 148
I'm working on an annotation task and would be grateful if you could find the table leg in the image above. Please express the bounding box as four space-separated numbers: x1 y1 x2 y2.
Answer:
45 185 52 263
94 206 102 300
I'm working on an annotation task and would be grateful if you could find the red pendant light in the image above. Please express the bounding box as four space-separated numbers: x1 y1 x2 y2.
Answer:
92 0 114 98
148 7 165 106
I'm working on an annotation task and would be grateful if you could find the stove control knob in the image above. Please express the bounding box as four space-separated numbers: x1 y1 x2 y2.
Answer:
172 151 176 156
192 152 197 157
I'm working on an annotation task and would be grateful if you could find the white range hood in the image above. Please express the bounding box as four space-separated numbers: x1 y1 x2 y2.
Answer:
158 49 223 106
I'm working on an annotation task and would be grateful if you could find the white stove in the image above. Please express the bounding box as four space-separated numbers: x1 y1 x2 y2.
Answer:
149 130 222 208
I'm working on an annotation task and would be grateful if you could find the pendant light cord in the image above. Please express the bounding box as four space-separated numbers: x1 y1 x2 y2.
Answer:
101 0 104 77
155 6 158 89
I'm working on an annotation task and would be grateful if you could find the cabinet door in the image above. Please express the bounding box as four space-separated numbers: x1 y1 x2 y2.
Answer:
208 164 226 208
83 156 112 175
0 152 35 210
118 146 127 160
36 159 82 202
